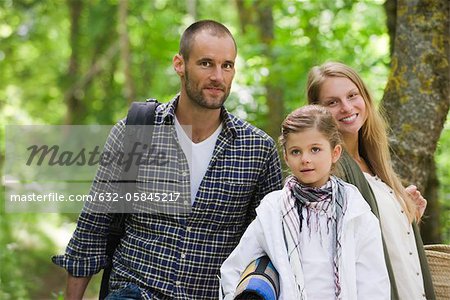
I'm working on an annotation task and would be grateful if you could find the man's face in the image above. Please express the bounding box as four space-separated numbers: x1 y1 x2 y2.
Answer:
179 30 236 110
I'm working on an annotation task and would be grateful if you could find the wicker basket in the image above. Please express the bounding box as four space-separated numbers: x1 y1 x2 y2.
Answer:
424 244 450 300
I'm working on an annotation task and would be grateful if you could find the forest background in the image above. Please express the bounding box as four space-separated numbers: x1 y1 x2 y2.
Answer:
0 0 449 299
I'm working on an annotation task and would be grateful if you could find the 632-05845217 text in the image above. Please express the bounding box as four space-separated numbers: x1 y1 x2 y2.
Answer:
9 192 181 202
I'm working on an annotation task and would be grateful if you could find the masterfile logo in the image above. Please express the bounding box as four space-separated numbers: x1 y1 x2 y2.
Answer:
4 125 191 214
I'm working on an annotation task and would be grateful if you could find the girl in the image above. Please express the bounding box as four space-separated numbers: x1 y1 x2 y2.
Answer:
220 105 389 299
306 61 435 300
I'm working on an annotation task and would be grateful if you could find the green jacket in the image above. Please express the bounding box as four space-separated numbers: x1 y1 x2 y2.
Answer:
336 151 435 300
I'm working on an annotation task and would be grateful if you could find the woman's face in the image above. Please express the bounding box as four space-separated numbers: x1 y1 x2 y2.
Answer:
317 77 367 139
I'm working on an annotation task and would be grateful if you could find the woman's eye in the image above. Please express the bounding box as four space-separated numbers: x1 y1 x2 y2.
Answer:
311 147 321 153
349 92 359 99
325 100 337 106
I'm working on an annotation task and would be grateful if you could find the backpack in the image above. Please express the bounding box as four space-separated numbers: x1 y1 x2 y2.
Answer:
99 99 160 300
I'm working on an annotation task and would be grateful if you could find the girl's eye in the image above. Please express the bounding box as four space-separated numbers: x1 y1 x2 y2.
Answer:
291 149 301 155
311 147 321 153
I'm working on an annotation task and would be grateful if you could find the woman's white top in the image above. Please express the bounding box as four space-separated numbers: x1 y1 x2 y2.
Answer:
364 173 426 300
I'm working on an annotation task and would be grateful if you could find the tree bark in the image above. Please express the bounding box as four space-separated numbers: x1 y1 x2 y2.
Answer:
380 0 450 243
255 1 284 141
65 0 85 124
384 0 397 57
65 41 120 102
421 160 442 243
234 0 254 34
186 0 197 20
234 1 284 141
118 0 135 104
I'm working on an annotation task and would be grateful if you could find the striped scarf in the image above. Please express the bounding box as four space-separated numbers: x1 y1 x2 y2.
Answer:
281 175 347 299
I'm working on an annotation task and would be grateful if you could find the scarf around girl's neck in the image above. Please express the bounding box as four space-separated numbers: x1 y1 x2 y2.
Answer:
281 175 348 299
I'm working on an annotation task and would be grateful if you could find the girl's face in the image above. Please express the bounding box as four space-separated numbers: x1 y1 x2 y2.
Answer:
284 128 342 188
317 77 367 139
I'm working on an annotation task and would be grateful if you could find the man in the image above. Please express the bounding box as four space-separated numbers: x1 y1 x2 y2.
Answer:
53 20 282 299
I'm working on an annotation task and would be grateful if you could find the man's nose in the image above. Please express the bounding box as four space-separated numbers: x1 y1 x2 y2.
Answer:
210 66 224 82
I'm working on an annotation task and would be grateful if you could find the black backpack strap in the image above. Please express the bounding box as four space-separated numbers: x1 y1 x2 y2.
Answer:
99 98 159 300
126 99 159 127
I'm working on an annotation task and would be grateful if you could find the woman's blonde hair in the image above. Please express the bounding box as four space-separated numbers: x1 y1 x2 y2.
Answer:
306 61 418 222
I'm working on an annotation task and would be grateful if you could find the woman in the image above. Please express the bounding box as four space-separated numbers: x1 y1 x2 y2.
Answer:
306 61 435 300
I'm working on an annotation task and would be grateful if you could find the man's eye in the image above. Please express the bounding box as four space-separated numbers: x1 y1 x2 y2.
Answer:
200 61 211 67
223 63 234 70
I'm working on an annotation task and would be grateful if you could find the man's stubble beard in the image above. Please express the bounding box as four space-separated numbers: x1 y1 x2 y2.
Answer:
184 69 229 110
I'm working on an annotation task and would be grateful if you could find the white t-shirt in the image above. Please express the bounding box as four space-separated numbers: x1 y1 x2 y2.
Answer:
364 173 426 300
175 117 222 204
299 206 335 299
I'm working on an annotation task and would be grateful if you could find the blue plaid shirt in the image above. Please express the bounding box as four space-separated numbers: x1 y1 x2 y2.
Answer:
52 96 282 299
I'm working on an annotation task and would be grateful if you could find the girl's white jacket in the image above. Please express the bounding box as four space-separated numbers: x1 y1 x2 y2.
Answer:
220 182 390 300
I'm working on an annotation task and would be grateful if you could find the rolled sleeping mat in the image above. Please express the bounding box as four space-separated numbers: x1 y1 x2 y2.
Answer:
234 255 280 300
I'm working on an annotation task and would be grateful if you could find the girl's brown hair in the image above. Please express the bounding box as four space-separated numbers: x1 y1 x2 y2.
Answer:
279 105 342 152
306 61 418 222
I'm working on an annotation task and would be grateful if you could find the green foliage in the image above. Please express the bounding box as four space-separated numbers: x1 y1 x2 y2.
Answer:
228 0 390 130
0 0 448 298
1 0 68 125
0 195 69 299
436 117 450 243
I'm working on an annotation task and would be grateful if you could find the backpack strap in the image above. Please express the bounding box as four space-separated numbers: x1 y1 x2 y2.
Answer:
126 99 159 127
99 98 159 300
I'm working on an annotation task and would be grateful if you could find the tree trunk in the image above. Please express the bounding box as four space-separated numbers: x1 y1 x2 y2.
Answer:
384 0 397 57
65 0 85 124
64 42 120 107
255 1 284 141
234 0 254 34
421 159 442 243
235 0 284 141
186 0 197 20
380 0 450 243
118 0 135 104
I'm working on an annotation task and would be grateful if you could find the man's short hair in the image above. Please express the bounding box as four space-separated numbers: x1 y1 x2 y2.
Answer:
179 20 237 61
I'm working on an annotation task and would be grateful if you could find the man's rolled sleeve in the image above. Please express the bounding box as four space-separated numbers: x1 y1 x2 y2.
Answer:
52 121 125 276
52 212 111 277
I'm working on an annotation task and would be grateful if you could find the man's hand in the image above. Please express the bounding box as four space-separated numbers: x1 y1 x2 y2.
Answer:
405 185 427 219
65 273 91 300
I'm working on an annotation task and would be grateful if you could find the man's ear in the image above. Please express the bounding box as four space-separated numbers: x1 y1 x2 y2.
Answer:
332 144 342 164
173 54 185 76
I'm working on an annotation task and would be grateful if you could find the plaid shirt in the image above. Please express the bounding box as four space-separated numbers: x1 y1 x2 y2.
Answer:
52 96 282 299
